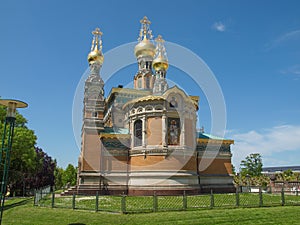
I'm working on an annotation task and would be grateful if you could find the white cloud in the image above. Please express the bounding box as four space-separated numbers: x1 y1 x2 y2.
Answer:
212 22 226 32
280 65 300 80
231 125 300 169
265 29 300 51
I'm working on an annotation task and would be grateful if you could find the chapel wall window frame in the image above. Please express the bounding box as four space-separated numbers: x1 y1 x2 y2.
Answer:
134 119 143 147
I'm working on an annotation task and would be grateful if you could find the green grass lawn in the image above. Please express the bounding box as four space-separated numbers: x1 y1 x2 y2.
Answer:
2 198 300 225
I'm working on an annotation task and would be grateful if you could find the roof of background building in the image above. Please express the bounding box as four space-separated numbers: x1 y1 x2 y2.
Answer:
262 166 300 173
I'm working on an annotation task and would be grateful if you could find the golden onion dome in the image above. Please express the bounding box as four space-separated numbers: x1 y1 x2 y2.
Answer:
153 55 169 71
134 38 156 58
88 28 104 65
153 35 168 71
87 49 104 65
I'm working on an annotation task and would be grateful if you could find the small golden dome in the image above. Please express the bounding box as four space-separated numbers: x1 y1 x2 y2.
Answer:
87 49 104 65
153 35 168 71
134 38 155 58
153 55 169 71
88 28 104 65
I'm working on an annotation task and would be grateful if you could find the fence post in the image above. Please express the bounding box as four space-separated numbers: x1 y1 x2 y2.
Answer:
95 191 99 212
235 187 240 207
121 195 126 213
259 187 263 207
153 192 158 212
210 189 214 208
72 193 76 209
51 192 55 208
183 191 187 210
33 190 36 206
281 187 285 206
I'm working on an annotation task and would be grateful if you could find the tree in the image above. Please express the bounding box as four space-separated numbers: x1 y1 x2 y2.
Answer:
240 153 263 177
1 105 37 194
62 164 77 187
231 165 236 175
1 103 56 195
31 147 56 188
54 166 64 189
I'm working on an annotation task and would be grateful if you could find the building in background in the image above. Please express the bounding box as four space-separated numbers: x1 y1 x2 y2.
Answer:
75 17 234 195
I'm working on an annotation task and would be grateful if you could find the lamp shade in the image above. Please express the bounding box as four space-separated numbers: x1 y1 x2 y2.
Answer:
0 99 28 118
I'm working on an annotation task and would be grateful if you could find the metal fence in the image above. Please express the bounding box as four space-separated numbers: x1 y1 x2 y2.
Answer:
34 187 300 214
33 186 52 206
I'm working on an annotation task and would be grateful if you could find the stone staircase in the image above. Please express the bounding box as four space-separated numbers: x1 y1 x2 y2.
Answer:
60 186 78 196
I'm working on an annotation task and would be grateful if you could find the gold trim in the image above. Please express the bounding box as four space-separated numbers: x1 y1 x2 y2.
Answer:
99 133 130 139
123 95 165 109
197 138 234 145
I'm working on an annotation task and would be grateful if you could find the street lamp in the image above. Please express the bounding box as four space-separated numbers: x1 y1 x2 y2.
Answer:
0 99 27 224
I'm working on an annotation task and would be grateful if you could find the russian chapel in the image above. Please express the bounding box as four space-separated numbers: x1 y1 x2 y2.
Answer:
75 17 234 195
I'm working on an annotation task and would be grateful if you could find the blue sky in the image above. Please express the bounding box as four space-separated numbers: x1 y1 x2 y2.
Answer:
0 0 300 170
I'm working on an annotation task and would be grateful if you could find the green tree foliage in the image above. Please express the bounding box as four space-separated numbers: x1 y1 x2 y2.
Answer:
31 147 56 188
275 170 300 182
1 105 37 193
234 173 270 187
54 166 64 189
234 153 269 188
240 153 263 177
62 164 77 187
1 104 56 195
54 164 77 190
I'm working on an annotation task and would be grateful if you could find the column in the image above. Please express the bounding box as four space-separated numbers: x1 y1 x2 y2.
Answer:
142 115 147 147
130 118 134 149
181 115 185 146
162 114 167 147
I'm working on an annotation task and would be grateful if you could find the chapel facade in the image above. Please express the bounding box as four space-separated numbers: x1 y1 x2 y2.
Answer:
76 17 235 195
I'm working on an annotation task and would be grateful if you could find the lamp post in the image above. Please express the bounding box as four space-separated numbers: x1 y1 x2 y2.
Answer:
0 99 27 224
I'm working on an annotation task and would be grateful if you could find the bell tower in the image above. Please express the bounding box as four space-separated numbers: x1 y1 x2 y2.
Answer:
78 28 105 179
84 28 105 132
133 16 155 91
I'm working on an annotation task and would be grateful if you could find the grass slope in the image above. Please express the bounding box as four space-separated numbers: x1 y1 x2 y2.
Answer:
2 198 300 225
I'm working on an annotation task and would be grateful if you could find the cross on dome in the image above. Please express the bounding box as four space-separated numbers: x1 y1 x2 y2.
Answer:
138 16 153 42
91 27 103 52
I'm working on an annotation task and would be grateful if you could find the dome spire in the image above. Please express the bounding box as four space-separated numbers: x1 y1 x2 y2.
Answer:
133 16 156 90
153 35 169 95
153 35 169 72
134 16 155 59
88 28 104 65
138 16 153 42
91 28 103 51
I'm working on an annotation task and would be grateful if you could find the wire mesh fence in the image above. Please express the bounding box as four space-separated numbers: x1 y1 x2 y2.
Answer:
34 186 300 214
157 195 183 211
187 194 210 209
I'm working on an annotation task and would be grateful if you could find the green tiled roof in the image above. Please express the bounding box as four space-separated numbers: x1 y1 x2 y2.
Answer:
103 127 129 134
197 132 226 140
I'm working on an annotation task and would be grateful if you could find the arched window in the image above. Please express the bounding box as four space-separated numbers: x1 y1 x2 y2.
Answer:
137 77 142 89
145 76 150 89
134 120 142 147
169 97 178 108
145 62 150 69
